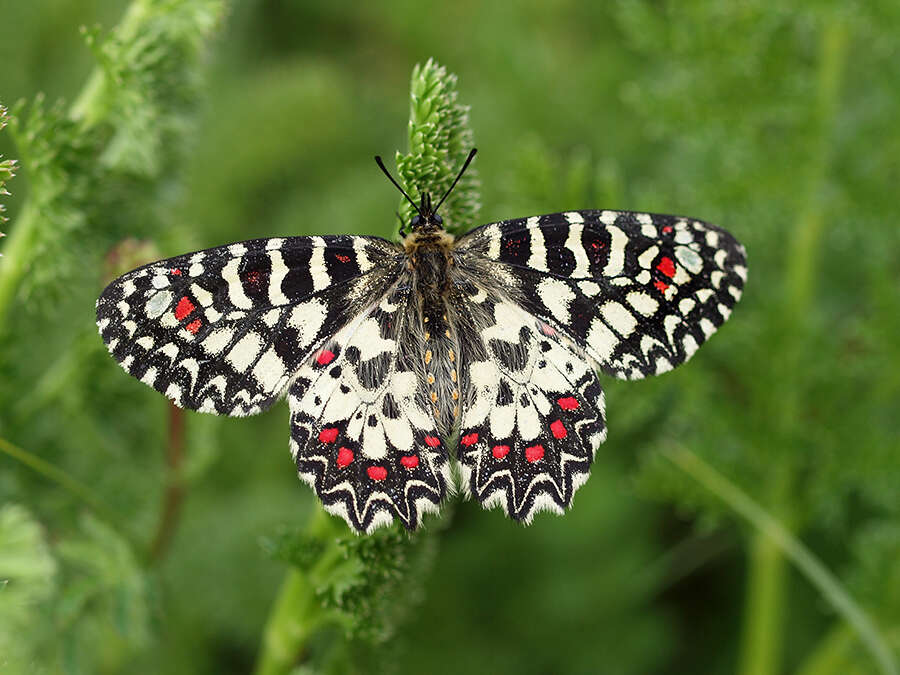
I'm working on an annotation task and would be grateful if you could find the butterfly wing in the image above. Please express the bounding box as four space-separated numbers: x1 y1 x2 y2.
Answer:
288 285 451 533
456 210 747 380
96 235 402 416
451 285 606 522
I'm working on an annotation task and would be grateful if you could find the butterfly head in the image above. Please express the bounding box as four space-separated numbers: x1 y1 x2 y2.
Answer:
375 149 477 236
409 193 444 232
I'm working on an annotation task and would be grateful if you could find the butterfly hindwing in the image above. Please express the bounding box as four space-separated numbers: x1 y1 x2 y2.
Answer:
96 235 402 416
289 286 451 533
456 210 747 380
453 287 606 522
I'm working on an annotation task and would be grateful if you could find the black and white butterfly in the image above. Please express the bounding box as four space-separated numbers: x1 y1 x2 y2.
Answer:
96 149 746 533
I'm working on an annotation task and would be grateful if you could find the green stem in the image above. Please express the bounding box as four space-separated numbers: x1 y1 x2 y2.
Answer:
254 569 319 675
254 507 340 675
738 20 848 675
663 445 896 675
0 201 39 328
794 623 857 675
0 435 117 526
738 467 791 675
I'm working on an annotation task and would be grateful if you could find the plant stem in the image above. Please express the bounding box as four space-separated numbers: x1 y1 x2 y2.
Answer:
0 201 39 329
738 19 848 675
738 465 791 675
794 623 857 675
663 445 896 675
254 507 337 675
0 435 117 526
147 403 186 563
254 569 318 675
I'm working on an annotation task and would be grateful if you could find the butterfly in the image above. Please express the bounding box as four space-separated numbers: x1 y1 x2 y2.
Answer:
96 149 747 533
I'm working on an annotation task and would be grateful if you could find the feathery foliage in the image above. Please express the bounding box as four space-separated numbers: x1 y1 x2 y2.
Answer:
395 58 480 234
1 2 899 674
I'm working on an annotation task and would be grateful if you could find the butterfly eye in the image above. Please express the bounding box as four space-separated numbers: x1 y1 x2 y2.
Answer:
410 215 422 228
432 213 443 225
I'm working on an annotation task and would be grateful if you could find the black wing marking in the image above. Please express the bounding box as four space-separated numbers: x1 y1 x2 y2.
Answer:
456 210 746 380
96 235 402 416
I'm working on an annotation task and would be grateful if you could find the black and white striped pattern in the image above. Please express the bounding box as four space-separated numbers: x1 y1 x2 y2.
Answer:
97 236 402 416
457 210 746 380
97 208 746 533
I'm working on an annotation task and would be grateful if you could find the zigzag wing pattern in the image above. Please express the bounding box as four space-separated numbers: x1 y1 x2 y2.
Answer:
289 286 451 533
457 210 747 379
453 284 606 522
96 235 402 416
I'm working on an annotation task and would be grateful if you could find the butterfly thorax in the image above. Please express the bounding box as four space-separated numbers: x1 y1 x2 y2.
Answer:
401 228 462 435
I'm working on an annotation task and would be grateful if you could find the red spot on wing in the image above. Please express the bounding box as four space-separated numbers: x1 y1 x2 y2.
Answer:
657 256 676 278
174 296 195 320
550 420 567 439
400 455 419 469
424 436 441 447
461 432 479 446
317 350 335 365
492 445 510 459
245 269 261 286
185 319 202 334
662 225 674 234
335 254 351 263
319 428 339 443
525 444 545 463
337 447 354 467
170 268 182 275
654 279 669 293
539 322 557 336
367 466 387 481
557 396 579 410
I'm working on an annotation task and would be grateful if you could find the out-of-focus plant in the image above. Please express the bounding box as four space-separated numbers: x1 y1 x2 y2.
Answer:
612 5 900 674
0 1 224 672
0 0 223 324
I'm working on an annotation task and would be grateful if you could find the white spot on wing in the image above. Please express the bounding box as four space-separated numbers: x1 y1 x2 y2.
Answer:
309 238 329 291
526 217 547 272
227 332 263 372
603 226 627 277
600 301 638 337
626 291 658 316
221 258 253 310
566 223 590 277
578 280 601 296
253 349 286 393
587 319 618 362
537 278 575 323
202 327 234 356
288 298 327 348
268 250 290 305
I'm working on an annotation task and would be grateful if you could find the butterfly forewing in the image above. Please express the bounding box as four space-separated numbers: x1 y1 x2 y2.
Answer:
456 210 747 380
96 235 403 416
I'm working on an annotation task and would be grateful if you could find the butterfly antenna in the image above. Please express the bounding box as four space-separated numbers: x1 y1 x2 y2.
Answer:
374 156 422 216
434 148 478 213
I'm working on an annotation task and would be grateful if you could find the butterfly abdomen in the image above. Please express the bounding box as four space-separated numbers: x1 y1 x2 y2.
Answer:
401 231 464 437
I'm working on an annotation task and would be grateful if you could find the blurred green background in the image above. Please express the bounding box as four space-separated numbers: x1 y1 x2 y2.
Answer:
1 1 899 674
